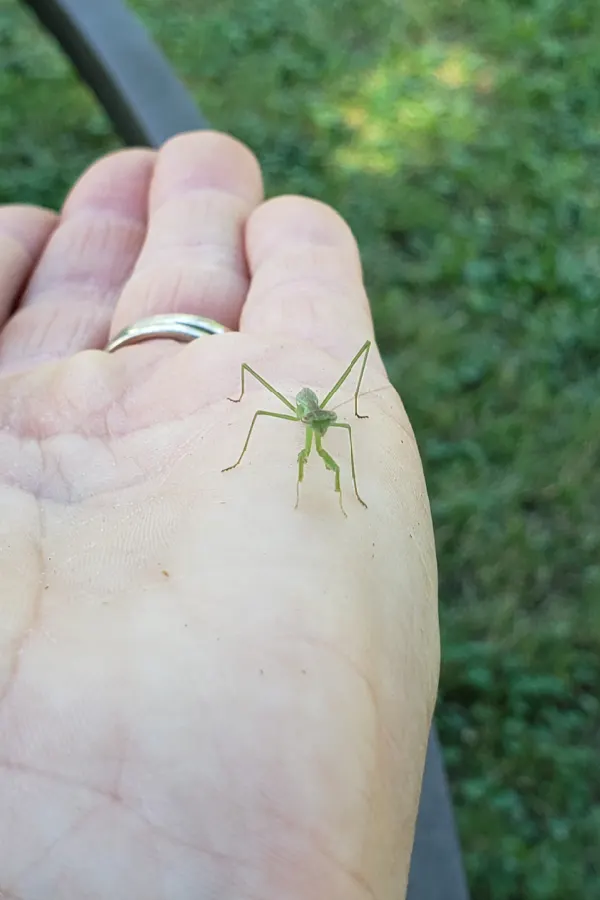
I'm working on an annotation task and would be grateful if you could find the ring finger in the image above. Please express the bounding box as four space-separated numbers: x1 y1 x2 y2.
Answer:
110 131 264 337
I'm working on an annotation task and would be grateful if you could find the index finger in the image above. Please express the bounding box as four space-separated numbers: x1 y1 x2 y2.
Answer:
242 196 376 360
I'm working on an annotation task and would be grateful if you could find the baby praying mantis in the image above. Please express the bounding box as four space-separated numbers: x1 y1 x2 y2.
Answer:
221 340 371 516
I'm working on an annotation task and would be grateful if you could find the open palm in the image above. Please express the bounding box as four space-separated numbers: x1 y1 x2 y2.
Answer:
0 132 439 900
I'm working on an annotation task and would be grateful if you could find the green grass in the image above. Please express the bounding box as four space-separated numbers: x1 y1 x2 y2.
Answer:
1 0 599 895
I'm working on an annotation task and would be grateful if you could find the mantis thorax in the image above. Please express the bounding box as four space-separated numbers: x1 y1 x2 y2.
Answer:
296 387 319 414
296 387 337 435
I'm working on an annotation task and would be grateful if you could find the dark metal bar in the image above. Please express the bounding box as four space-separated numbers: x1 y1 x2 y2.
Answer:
21 0 209 147
407 728 471 900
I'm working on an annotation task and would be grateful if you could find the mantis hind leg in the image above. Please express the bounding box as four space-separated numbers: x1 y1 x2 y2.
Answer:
228 364 296 413
314 433 347 517
319 339 371 418
295 427 314 509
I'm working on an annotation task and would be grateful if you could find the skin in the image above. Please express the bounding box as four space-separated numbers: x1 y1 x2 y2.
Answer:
0 132 439 900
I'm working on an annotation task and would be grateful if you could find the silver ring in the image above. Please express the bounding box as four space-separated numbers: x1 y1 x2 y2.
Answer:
104 314 231 353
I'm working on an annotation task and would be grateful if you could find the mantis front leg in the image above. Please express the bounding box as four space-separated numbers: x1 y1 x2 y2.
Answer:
222 410 298 472
295 427 314 508
314 432 346 517
330 422 368 508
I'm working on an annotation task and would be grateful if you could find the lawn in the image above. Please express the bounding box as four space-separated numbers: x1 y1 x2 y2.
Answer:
1 0 599 896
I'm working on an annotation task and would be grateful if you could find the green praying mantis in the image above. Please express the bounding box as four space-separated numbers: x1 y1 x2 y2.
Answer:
221 339 371 516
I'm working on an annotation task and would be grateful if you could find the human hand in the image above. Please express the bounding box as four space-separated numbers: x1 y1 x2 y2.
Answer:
0 132 439 899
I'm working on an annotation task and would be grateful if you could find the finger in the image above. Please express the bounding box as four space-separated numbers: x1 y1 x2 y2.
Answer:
111 131 264 336
243 196 375 356
0 205 57 329
0 149 154 374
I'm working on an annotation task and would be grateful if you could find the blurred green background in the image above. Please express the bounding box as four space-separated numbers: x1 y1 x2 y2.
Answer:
1 0 599 896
